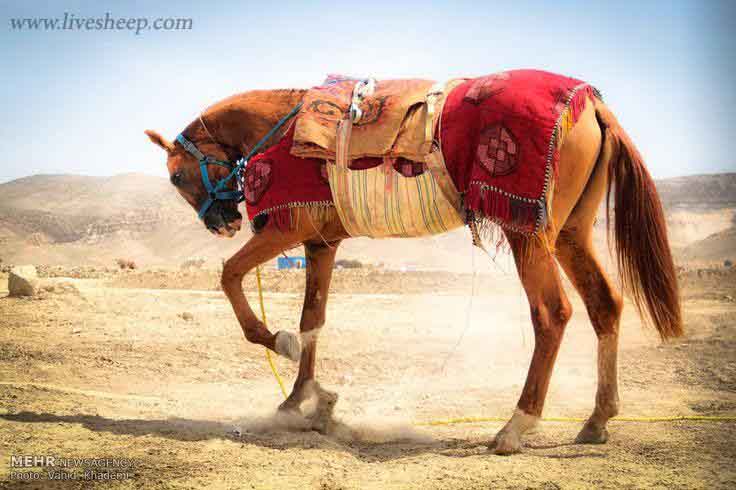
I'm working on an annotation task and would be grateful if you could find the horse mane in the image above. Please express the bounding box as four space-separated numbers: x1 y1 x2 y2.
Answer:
179 88 308 160
202 88 307 119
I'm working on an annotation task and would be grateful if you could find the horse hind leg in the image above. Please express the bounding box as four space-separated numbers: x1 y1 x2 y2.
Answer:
555 140 623 443
556 227 622 443
491 232 573 455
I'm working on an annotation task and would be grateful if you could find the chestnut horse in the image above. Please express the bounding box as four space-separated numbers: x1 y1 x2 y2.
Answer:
145 87 681 454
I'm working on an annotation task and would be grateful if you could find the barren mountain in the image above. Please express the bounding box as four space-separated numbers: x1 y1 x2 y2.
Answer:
656 173 736 209
0 172 734 269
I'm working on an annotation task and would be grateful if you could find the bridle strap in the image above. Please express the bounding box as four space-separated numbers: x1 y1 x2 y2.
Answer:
241 102 303 162
175 102 303 221
175 134 206 163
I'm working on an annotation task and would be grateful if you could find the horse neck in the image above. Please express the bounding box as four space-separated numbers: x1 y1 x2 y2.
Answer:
207 89 306 157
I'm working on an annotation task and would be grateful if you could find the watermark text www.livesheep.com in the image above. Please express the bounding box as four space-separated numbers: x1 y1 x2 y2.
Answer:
9 13 193 35
9 455 137 482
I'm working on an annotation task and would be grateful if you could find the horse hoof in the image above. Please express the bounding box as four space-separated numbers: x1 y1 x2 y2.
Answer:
306 402 335 434
277 400 302 415
320 389 338 408
274 330 301 362
315 387 338 415
305 384 338 434
490 430 522 455
308 413 331 434
575 421 609 444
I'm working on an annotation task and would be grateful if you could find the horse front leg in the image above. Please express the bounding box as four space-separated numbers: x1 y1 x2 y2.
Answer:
221 226 311 360
278 240 341 432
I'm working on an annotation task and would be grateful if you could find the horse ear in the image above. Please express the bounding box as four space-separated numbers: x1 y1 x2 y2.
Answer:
145 130 175 153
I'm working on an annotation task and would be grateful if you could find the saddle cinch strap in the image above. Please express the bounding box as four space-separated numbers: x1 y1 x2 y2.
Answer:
328 79 466 238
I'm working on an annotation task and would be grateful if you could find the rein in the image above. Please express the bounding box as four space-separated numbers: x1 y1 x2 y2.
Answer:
176 102 303 220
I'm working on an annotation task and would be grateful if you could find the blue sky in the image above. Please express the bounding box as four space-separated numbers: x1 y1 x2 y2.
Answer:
1 0 734 182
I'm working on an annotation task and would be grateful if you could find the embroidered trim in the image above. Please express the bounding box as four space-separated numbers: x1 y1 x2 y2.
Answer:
468 181 538 203
537 83 602 233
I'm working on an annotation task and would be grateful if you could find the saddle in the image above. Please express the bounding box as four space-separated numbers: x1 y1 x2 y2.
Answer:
291 75 467 238
291 76 439 162
243 70 600 242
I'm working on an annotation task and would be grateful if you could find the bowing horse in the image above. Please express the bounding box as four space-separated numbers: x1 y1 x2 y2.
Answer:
145 70 681 454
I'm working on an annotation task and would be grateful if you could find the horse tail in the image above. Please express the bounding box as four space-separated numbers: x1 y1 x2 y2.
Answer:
594 100 683 340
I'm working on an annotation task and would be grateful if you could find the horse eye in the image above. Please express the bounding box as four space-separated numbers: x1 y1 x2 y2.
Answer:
170 171 184 187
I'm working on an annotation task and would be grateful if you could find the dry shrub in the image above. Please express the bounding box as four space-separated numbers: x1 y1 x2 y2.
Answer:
115 258 137 270
335 259 362 269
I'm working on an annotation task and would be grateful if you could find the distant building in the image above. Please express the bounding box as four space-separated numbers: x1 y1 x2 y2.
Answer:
277 256 306 269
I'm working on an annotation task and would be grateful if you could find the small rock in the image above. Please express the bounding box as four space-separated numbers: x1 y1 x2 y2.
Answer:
8 265 38 297
179 312 194 321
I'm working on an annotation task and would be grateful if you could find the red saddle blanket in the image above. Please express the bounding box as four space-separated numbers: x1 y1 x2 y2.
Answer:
239 126 333 230
241 70 600 236
440 69 600 234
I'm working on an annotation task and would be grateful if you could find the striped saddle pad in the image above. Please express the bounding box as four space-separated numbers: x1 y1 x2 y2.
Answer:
324 80 466 238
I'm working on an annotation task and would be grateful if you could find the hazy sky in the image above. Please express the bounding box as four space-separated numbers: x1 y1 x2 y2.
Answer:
1 0 734 183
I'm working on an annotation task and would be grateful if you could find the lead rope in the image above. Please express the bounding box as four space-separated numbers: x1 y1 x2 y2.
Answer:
255 264 288 399
3 378 730 424
255 263 736 425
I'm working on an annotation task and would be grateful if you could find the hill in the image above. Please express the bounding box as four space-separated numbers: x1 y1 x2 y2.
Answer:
0 172 734 270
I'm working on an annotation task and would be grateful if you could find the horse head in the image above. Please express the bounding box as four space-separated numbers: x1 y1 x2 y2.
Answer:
145 126 243 238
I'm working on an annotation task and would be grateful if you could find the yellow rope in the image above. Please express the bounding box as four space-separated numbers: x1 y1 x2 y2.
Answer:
254 266 736 425
255 265 288 399
416 414 736 426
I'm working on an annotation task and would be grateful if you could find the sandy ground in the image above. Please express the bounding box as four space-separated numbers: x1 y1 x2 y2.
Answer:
0 268 735 489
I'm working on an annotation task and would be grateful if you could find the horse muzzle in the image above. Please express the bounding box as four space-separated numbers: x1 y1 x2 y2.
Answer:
203 201 243 238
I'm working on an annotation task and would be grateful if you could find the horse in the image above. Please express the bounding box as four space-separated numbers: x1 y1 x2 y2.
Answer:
144 76 681 455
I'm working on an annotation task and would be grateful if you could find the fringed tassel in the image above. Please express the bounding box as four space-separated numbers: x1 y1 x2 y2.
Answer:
465 182 558 258
468 210 557 260
466 184 513 227
472 216 510 254
556 85 601 150
466 182 539 233
545 177 556 236
251 202 336 233
296 204 336 229
534 229 555 256
270 207 294 231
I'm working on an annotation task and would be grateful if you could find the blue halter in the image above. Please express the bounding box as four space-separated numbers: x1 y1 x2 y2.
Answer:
175 102 303 220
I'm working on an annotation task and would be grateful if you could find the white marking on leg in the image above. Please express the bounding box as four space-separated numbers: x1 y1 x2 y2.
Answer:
577 332 619 443
595 333 619 419
274 330 301 362
492 408 539 454
506 408 539 434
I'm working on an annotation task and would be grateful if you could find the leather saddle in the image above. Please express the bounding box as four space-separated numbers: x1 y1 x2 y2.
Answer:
291 75 443 163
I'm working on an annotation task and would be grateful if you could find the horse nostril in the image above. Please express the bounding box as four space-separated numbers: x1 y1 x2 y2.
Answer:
204 216 219 233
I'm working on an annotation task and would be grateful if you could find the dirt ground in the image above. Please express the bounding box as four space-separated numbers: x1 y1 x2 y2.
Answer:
0 267 735 489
